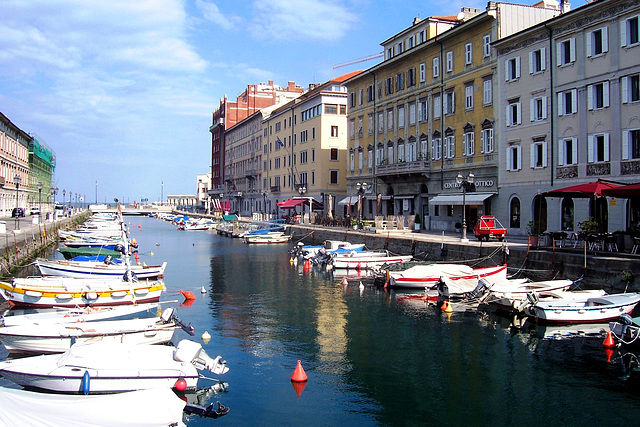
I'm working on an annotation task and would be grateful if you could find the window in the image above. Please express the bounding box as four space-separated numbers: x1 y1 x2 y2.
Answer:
444 134 455 159
588 27 608 57
358 150 363 170
588 81 610 110
368 114 373 135
419 63 426 83
510 197 521 228
385 77 393 95
349 120 355 139
530 96 547 121
325 104 338 114
561 198 574 231
275 122 281 132
483 78 492 105
529 48 546 74
367 85 375 102
432 136 441 160
420 136 428 159
621 15 640 47
376 144 384 165
465 84 474 110
349 92 356 107
481 127 494 153
398 106 405 129
433 57 440 78
465 42 473 65
418 99 427 122
530 140 548 168
557 38 576 66
505 57 520 81
623 129 640 160
330 170 338 185
311 148 315 162
433 95 441 119
330 147 338 161
506 145 522 171
463 131 475 156
407 68 416 87
446 51 454 72
444 91 455 115
349 151 354 171
558 89 578 115
368 147 373 168
622 74 640 103
506 99 522 126
409 103 416 125
331 125 339 137
300 129 308 142
300 150 308 164
395 72 405 92
588 133 610 163
299 172 308 186
387 144 394 163
378 112 384 133
406 139 416 162
387 110 394 129
483 34 491 57
559 137 578 165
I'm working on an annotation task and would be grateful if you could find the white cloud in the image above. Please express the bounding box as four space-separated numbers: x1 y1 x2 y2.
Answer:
249 0 358 42
196 0 239 31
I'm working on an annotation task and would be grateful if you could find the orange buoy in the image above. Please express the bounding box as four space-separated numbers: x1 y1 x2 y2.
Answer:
291 379 307 398
291 360 308 382
603 330 616 349
441 300 452 313
178 290 196 301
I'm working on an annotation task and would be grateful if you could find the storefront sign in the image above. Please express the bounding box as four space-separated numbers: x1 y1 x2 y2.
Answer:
443 179 495 189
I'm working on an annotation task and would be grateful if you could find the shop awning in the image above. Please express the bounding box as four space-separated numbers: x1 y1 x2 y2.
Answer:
601 183 640 198
429 193 495 206
542 180 622 198
276 199 304 209
222 214 238 221
338 196 357 205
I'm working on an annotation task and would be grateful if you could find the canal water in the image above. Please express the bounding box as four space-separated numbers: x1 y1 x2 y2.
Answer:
5 215 640 426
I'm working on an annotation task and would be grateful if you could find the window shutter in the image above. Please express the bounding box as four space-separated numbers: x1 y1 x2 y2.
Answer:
516 102 522 124
443 95 448 115
530 144 536 168
506 106 511 126
480 131 485 153
515 56 521 78
588 135 594 162
587 85 593 110
621 20 627 47
450 137 455 158
542 141 548 167
530 99 535 121
602 27 609 53
603 81 610 107
540 47 546 71
558 139 565 166
542 96 547 119
451 91 455 113
623 131 630 160
570 38 576 62
604 133 610 162
462 134 467 156
505 60 510 80
622 77 629 103
556 42 562 65
529 51 534 74
516 146 522 170
558 93 564 116
571 138 578 165
571 89 578 113
587 31 592 57
506 147 512 171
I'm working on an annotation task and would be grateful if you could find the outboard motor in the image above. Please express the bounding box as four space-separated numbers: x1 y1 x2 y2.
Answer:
174 339 229 375
619 313 634 338
436 278 449 309
114 243 126 254
103 255 113 265
465 277 492 300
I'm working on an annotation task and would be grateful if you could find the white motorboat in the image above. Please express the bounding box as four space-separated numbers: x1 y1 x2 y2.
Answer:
243 231 291 244
0 339 229 393
33 258 167 279
524 292 640 324
1 302 160 327
331 251 413 269
387 263 508 290
0 307 190 354
0 276 165 308
293 240 366 258
0 387 189 427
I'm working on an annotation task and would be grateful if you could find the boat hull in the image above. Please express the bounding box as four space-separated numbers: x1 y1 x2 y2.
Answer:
332 255 413 269
389 264 507 289
526 293 640 324
35 259 167 279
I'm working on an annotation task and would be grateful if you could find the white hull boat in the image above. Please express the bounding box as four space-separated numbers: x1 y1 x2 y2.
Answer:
525 293 640 324
388 264 508 290
0 276 165 308
243 231 291 244
331 252 413 269
0 339 229 394
34 258 167 279
0 308 186 354
1 303 160 327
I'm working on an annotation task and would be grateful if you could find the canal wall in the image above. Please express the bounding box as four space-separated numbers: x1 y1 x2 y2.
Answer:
288 224 640 293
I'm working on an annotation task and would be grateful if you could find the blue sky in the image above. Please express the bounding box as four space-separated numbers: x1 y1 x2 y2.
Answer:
0 0 478 204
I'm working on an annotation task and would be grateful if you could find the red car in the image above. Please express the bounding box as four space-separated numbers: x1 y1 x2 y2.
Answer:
473 215 507 241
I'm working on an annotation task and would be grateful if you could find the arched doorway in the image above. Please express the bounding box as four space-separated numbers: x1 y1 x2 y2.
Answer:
510 197 521 229
532 195 547 232
561 197 574 231
590 197 608 232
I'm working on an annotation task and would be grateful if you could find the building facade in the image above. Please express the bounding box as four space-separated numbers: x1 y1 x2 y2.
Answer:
494 0 640 236
344 2 561 232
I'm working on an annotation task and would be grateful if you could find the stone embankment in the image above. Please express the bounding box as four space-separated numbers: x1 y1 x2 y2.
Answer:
288 224 640 293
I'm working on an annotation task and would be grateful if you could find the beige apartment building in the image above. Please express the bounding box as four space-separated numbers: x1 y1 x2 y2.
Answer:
344 1 562 232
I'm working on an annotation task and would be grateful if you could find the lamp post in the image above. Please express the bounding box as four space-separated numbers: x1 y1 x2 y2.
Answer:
456 172 475 242
298 185 306 224
95 180 98 205
219 193 224 215
262 192 267 216
13 174 21 230
356 182 369 229
37 182 42 215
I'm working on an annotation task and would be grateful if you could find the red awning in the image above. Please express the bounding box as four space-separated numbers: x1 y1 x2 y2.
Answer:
276 199 304 209
542 180 622 198
601 183 640 198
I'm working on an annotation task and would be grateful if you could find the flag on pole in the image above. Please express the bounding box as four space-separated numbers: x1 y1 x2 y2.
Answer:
276 137 284 148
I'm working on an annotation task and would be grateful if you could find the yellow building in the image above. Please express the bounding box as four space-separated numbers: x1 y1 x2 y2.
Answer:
344 2 561 232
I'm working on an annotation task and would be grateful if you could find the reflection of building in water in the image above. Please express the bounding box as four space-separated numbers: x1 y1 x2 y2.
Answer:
315 286 349 375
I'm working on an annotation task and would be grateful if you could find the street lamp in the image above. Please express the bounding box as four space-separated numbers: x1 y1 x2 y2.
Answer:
356 182 369 228
37 182 42 215
95 180 98 205
456 172 475 242
13 174 21 230
298 185 306 224
262 192 267 216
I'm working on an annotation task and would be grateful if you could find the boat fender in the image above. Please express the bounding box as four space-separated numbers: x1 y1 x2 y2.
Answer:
81 370 90 395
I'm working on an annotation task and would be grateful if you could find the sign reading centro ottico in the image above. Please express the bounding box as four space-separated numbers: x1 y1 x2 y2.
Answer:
443 179 495 189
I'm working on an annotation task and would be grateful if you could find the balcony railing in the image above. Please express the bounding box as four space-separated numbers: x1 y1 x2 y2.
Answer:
376 159 430 176
270 185 281 193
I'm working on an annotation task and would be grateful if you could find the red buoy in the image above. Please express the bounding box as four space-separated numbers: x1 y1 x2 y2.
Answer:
174 377 187 391
603 331 616 349
604 347 614 363
178 290 196 301
291 379 307 398
291 360 308 382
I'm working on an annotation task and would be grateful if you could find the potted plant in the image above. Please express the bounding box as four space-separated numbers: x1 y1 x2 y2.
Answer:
526 220 543 246
578 217 598 235
414 213 421 231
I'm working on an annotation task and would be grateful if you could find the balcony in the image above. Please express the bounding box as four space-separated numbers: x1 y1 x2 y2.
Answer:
209 117 224 132
376 160 431 178
270 185 281 193
245 167 260 178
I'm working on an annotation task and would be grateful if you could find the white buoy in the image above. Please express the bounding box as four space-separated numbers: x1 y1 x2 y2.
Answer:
202 331 211 343
359 281 365 291
201 286 206 294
